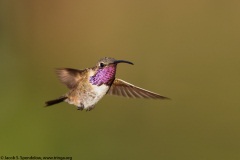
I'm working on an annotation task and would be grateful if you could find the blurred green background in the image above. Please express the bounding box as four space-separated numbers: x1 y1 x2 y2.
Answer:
1 0 240 159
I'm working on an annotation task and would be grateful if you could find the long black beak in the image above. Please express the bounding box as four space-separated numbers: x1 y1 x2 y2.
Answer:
114 60 134 65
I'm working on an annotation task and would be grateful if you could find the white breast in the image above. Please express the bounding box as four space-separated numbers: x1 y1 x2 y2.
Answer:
83 84 109 109
82 70 110 109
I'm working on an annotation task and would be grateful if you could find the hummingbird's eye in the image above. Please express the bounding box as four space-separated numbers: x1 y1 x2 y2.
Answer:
99 62 105 68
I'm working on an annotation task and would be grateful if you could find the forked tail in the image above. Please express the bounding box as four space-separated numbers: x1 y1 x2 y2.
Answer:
45 96 68 106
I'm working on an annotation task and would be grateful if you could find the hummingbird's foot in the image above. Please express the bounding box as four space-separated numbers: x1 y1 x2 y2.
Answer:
86 105 95 112
77 103 84 111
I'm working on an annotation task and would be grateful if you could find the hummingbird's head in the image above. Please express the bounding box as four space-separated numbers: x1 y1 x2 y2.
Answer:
97 57 134 68
90 57 133 86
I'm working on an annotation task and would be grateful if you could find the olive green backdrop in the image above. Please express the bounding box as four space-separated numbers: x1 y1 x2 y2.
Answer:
0 0 240 159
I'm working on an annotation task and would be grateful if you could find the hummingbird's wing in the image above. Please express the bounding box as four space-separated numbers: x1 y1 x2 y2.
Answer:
56 68 86 89
107 78 170 99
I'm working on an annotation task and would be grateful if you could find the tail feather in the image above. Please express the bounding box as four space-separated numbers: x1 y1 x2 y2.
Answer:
45 96 67 107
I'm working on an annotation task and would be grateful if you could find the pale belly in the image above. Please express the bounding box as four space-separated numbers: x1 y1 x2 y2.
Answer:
66 84 110 110
82 84 109 109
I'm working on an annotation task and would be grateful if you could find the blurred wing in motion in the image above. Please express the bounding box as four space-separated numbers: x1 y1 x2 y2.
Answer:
56 68 85 89
107 78 170 99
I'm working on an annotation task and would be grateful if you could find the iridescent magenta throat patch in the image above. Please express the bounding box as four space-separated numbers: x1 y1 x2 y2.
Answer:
90 66 116 86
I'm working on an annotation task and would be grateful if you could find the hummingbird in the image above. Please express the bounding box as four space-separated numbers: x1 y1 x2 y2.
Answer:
45 57 169 111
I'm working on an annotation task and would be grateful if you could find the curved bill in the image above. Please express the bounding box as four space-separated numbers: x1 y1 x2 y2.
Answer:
114 60 134 65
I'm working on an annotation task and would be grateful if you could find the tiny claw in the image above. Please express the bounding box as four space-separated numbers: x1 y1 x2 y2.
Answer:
77 103 84 111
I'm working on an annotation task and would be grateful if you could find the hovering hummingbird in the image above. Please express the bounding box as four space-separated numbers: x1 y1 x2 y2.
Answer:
45 57 169 111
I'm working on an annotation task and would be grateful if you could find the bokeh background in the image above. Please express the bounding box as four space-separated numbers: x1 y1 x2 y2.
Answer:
1 0 240 159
